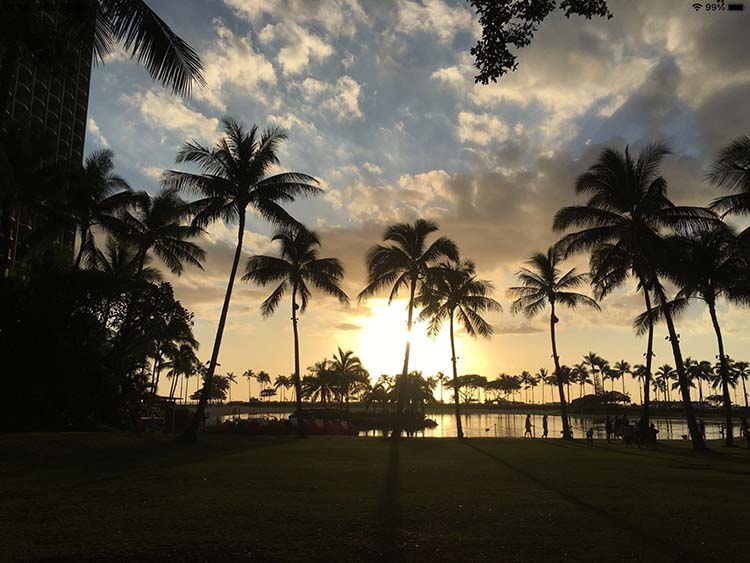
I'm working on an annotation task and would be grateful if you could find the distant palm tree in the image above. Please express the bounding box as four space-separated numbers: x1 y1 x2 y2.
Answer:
536 368 549 404
116 188 205 275
359 219 458 436
66 149 135 270
734 361 750 409
554 142 716 450
614 360 631 397
244 226 347 422
436 371 449 403
582 352 604 395
164 343 199 402
255 371 272 399
274 374 294 402
163 119 321 441
91 236 162 282
329 348 368 410
225 372 237 402
660 228 750 446
241 369 255 403
304 360 336 404
572 363 591 398
417 259 500 438
508 246 600 440
655 364 675 403
632 364 646 404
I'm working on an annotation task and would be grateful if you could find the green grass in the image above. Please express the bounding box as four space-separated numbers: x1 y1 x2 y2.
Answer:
2 434 749 562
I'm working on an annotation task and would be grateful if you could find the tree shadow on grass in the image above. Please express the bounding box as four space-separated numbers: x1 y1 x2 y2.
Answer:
461 441 695 563
371 438 402 561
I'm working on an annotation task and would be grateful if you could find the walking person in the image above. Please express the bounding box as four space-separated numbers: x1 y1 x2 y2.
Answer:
542 415 549 438
524 414 533 438
699 419 706 440
605 415 613 443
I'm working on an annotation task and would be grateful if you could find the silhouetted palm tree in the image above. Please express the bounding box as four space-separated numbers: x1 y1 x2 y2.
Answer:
632 364 646 404
707 136 750 235
536 368 549 404
274 374 294 402
359 219 458 436
436 371 449 403
661 228 750 445
304 359 336 404
116 188 205 275
330 348 368 410
614 360 630 397
417 259 500 438
67 149 135 270
225 372 237 402
90 236 162 282
655 364 675 403
0 0 204 118
554 142 716 450
242 369 255 403
508 246 600 439
163 119 321 441
244 226 347 424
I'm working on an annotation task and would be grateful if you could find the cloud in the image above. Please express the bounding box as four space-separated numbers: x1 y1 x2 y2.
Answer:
457 111 511 146
194 21 277 111
335 322 362 331
87 118 109 147
322 76 363 121
396 0 474 44
493 323 544 335
260 21 333 75
122 90 219 142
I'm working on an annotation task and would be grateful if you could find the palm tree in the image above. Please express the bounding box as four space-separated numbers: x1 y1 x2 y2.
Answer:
117 188 205 275
614 360 631 397
329 348 368 410
90 236 162 282
632 364 646 404
436 371 449 403
304 359 336 404
554 142 716 450
359 219 458 436
255 371 272 398
508 246 600 440
417 259 500 438
225 372 237 403
163 119 321 441
707 136 750 234
242 369 255 403
536 368 549 404
0 0 204 118
164 343 199 402
655 365 675 403
274 374 294 402
244 226 347 422
66 149 135 270
661 228 750 446
735 361 750 409
582 352 604 395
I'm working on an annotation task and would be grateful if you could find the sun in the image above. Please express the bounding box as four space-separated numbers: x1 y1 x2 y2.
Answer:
356 299 458 381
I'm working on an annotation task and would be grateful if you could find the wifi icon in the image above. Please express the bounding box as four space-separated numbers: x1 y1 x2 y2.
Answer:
692 2 703 9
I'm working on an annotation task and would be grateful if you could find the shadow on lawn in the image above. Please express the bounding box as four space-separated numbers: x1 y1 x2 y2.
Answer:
371 439 402 561
461 441 695 563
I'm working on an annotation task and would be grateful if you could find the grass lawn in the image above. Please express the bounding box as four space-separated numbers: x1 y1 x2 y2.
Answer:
2 434 749 562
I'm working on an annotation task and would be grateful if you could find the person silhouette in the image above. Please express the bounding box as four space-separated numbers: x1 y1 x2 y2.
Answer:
524 414 533 438
542 415 549 438
699 419 706 440
605 415 613 443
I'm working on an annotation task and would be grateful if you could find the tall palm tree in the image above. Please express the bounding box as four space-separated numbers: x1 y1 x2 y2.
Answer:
66 149 135 270
436 371 449 403
417 259 500 438
632 364 646 404
553 142 716 450
225 372 237 403
163 119 321 441
359 219 458 436
661 228 750 446
244 226 347 424
508 246 600 439
164 343 199 402
582 352 604 395
655 364 675 403
242 369 255 403
117 188 205 275
329 348 368 410
536 368 549 404
734 361 750 409
274 374 294 402
614 360 631 397
573 362 591 397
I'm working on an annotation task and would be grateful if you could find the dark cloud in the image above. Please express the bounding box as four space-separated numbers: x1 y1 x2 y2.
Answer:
493 323 544 335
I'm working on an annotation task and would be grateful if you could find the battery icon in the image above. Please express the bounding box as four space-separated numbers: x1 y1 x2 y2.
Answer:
728 3 744 9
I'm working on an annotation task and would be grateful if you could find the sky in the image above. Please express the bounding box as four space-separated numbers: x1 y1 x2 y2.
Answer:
84 0 750 401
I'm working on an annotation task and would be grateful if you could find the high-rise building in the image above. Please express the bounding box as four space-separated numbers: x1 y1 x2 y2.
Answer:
0 6 92 276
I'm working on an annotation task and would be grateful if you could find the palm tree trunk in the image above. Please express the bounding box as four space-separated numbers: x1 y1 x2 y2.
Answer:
393 277 417 438
642 290 654 426
550 301 572 440
182 210 247 441
449 313 464 439
742 376 748 409
652 282 705 450
291 286 304 436
73 227 88 270
708 300 734 446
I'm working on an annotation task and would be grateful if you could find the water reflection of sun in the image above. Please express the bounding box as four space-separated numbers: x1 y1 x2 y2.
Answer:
356 300 465 381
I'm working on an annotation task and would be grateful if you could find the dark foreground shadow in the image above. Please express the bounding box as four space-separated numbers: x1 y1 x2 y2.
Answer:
461 441 695 563
371 438 402 561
